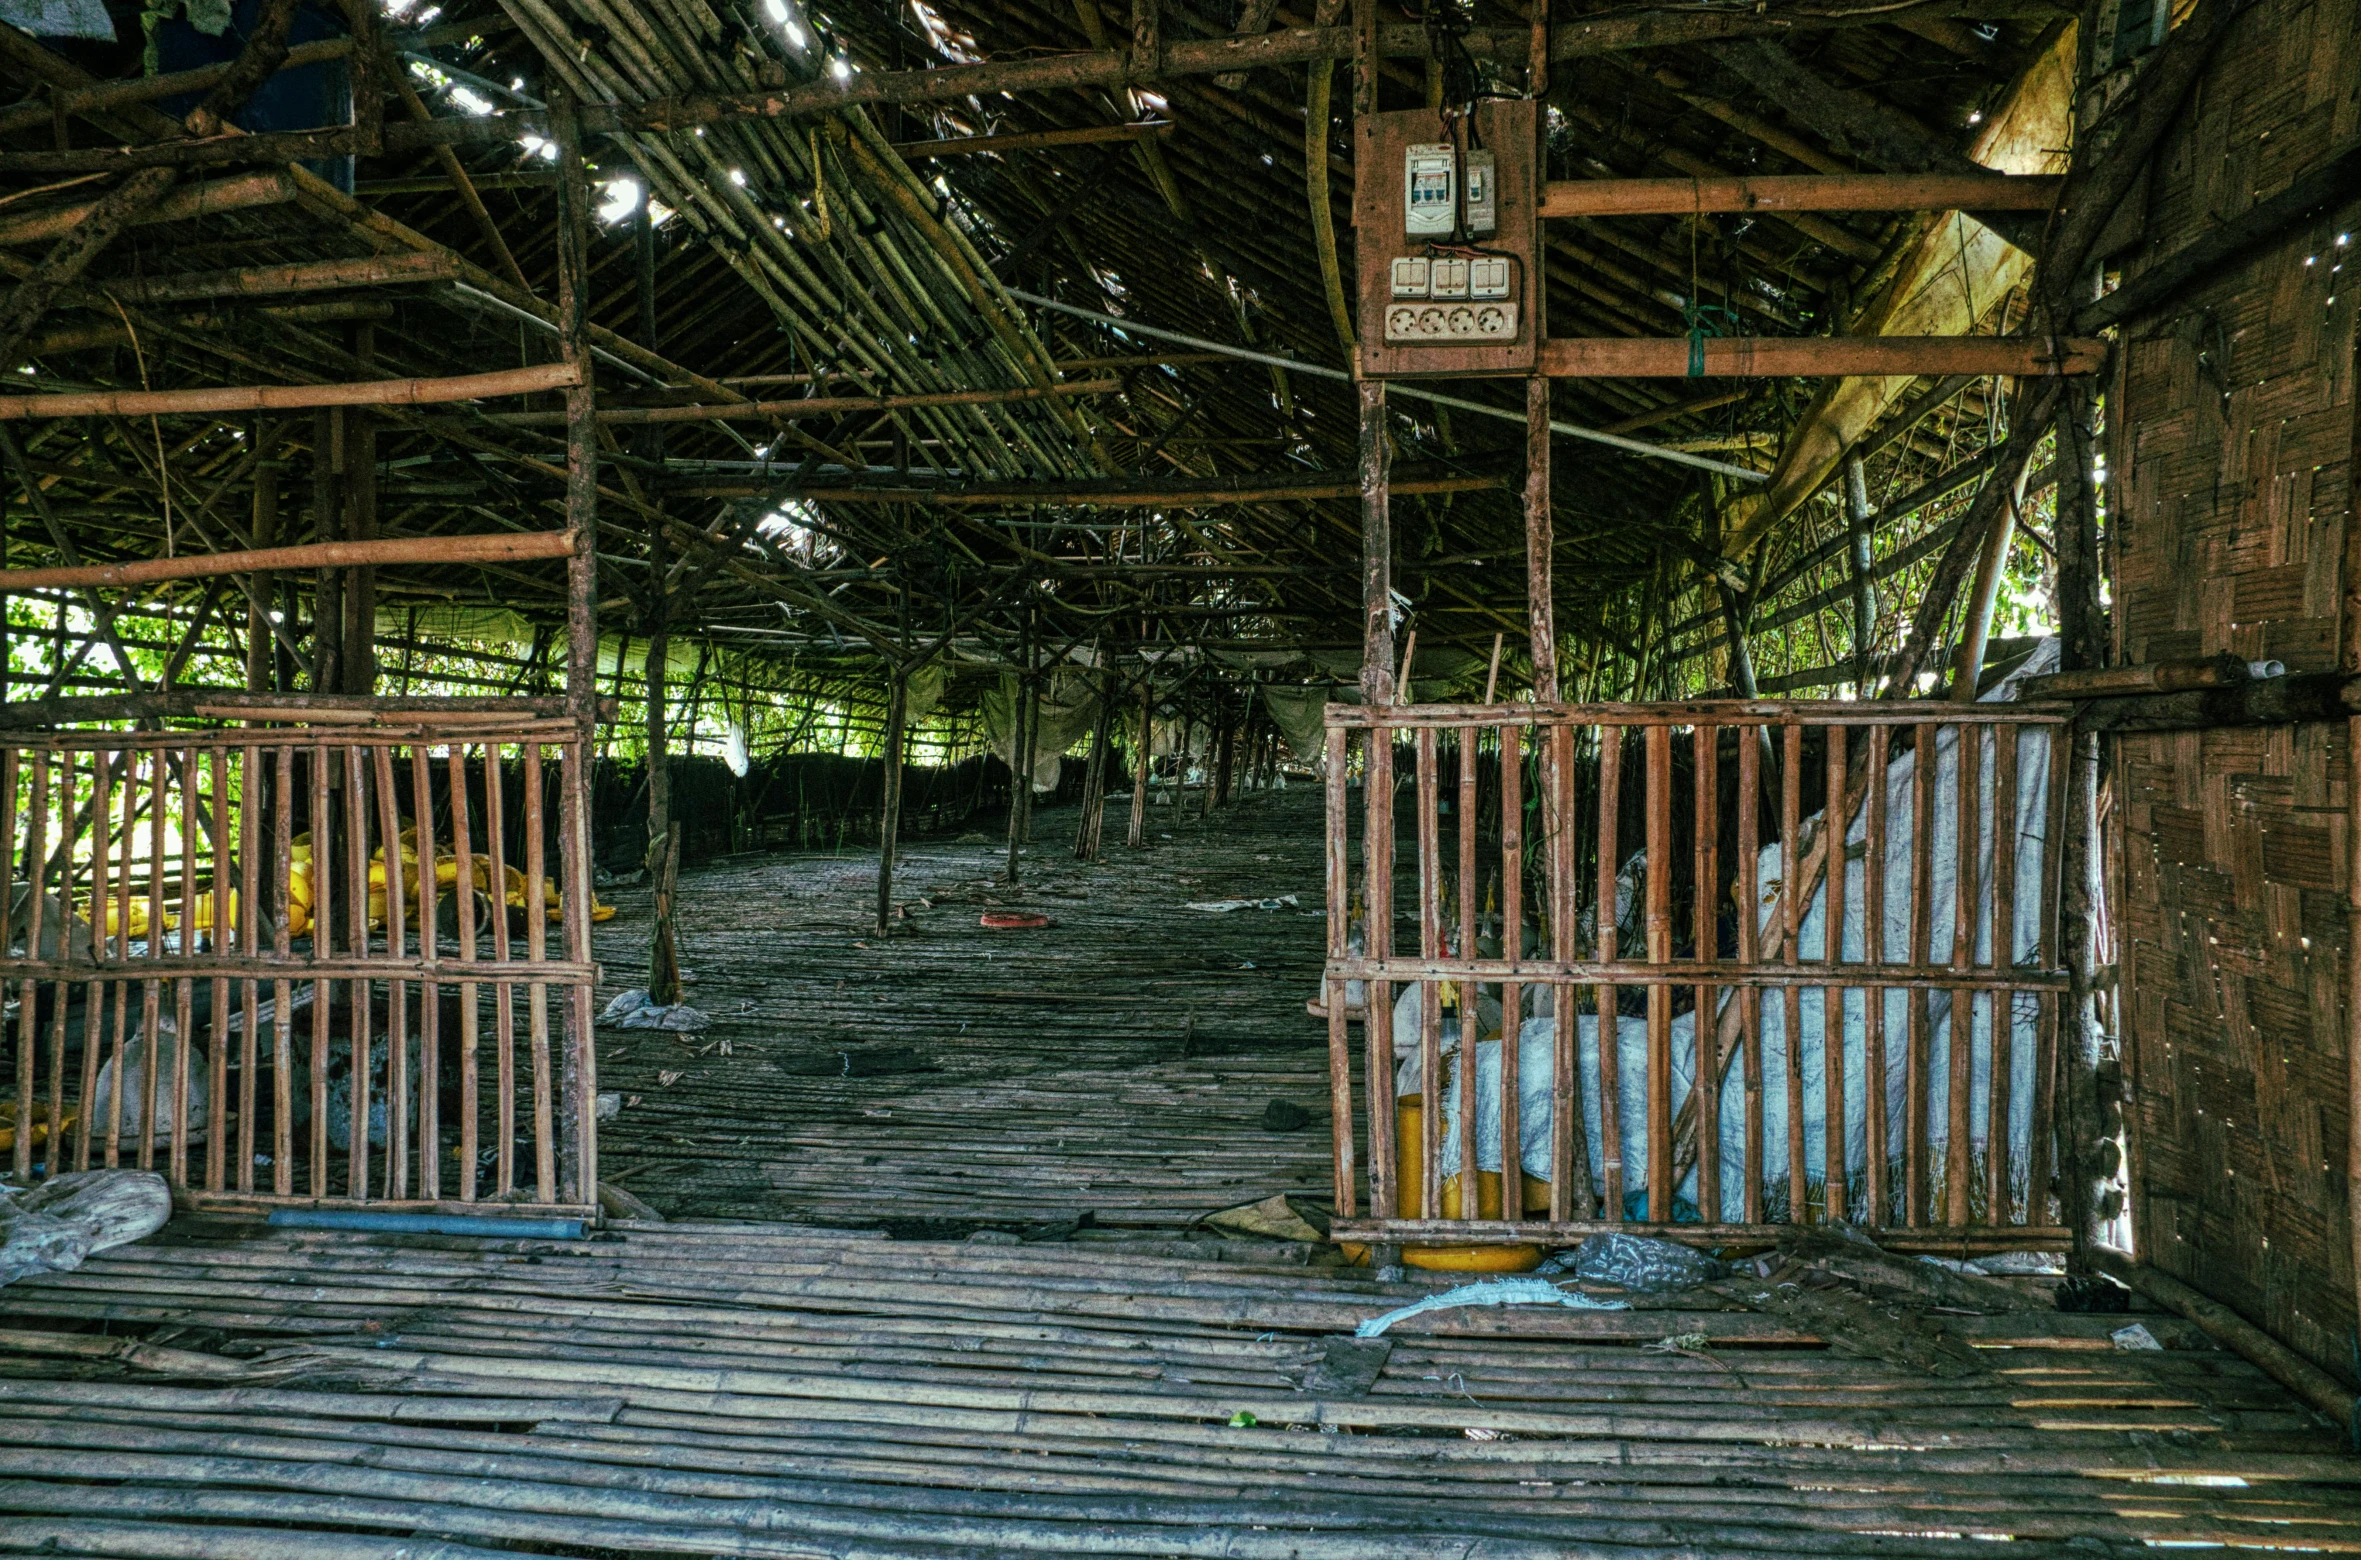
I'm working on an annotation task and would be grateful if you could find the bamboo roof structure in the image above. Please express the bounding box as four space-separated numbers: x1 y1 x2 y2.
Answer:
0 0 2076 703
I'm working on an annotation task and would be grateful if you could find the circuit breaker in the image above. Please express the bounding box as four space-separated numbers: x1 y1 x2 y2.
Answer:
1463 149 1497 238
1404 144 1457 237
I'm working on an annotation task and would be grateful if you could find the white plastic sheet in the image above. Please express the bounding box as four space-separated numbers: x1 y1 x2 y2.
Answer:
1411 642 2058 1220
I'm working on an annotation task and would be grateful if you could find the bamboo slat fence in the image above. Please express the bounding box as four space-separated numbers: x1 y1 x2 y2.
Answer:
1324 698 2073 1251
0 701 599 1216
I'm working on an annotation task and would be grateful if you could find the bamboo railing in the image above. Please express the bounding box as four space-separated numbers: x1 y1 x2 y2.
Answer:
0 700 598 1217
1324 698 2073 1252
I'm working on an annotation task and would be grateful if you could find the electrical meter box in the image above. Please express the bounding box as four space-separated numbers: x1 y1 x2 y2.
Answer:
1354 100 1541 379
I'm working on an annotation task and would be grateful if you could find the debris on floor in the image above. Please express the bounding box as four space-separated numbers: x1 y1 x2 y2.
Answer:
1183 895 1299 912
1259 1099 1312 1132
1355 1276 1630 1337
1303 1336 1392 1397
1203 1192 1330 1243
775 1046 936 1078
596 1182 664 1222
599 988 714 1033
0 1170 170 1288
1704 1227 2037 1378
978 911 1052 930
1777 1225 2038 1313
1539 1231 1726 1291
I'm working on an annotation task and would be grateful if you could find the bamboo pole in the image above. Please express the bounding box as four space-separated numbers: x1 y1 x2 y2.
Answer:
0 529 578 592
1843 453 1876 693
381 36 531 296
0 361 577 421
1302 34 1354 362
1947 453 2031 700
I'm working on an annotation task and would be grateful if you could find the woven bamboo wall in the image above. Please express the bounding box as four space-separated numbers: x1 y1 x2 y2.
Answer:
2111 0 2361 1374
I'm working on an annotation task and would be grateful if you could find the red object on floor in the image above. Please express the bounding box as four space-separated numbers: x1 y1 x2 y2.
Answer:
979 911 1052 930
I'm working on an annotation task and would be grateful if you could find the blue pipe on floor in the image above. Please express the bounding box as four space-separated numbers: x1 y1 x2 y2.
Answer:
267 1209 586 1239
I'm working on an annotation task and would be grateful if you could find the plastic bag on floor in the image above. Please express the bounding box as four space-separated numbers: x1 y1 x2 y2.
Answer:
599 988 712 1033
1539 1232 1726 1292
0 1169 170 1287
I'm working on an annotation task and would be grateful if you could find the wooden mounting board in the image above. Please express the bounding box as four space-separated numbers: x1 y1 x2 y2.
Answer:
1354 100 1542 379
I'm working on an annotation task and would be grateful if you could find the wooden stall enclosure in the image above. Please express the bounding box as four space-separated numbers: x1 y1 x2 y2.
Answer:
1324 697 2073 1251
0 698 601 1218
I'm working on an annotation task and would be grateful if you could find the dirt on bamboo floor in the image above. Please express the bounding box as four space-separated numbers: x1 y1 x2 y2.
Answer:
590 781 1337 1229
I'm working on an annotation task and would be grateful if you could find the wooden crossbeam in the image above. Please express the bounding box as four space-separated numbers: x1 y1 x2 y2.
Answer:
892 123 1172 157
1540 172 2063 218
0 361 578 419
675 468 1507 504
484 379 1119 427
1539 335 2106 378
0 529 579 591
0 170 297 248
60 251 463 305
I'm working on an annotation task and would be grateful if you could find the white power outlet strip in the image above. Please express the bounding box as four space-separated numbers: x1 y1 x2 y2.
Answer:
1382 300 1520 344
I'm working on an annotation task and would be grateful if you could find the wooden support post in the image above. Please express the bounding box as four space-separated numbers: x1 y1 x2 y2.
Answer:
1843 453 1876 694
1351 0 1378 119
1074 672 1113 859
246 429 279 694
1213 694 1237 809
1130 0 1162 79
553 87 601 1207
337 326 377 699
344 0 383 156
2052 373 2109 1266
644 557 679 1004
1359 381 1393 705
876 669 908 936
1525 377 1556 701
1006 622 1037 885
309 408 341 698
1005 674 1034 877
1128 677 1152 848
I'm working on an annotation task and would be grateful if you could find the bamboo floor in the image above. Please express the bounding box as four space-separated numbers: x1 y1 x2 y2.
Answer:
0 1216 2356 1557
591 784 1339 1227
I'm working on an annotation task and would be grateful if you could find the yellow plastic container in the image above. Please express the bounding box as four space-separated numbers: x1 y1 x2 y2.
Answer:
1392 1094 1547 1272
